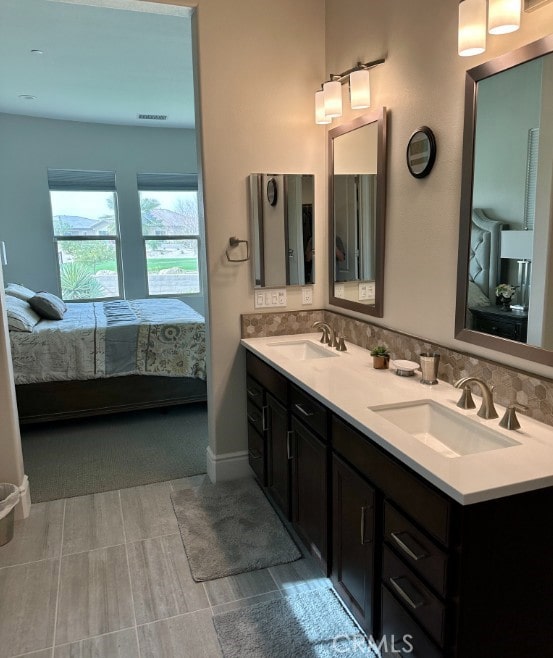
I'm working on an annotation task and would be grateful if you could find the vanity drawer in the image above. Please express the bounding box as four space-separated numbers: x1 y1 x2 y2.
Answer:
246 352 288 404
381 586 443 658
332 416 452 546
246 375 264 410
290 384 329 441
248 424 265 485
382 546 446 648
384 502 448 598
247 399 265 436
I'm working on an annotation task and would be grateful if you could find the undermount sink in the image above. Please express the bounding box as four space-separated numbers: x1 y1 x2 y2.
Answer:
370 399 520 458
266 339 339 360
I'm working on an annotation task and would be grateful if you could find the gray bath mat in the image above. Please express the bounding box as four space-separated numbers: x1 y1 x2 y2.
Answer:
213 588 375 658
171 477 301 581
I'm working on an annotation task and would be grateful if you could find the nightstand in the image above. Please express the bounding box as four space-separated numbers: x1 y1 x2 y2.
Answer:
469 306 528 343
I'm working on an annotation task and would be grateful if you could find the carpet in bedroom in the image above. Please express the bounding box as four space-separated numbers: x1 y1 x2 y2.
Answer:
21 402 208 502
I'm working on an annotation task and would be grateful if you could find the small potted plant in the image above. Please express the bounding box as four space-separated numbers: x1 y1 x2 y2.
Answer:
370 345 390 369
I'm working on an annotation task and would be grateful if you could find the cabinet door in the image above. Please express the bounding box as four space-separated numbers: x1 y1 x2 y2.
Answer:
291 416 328 571
332 455 376 634
266 393 290 517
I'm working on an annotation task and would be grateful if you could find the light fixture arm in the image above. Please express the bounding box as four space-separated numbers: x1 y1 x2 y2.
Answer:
326 58 386 86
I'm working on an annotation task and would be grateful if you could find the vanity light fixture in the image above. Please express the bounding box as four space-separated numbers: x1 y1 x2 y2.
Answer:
315 58 385 124
458 0 522 56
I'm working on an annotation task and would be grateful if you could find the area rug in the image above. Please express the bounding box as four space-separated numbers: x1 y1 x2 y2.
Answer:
213 588 375 658
171 477 301 581
21 403 207 502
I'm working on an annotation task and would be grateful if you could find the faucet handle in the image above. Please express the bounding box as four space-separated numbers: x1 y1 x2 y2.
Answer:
456 386 476 410
499 404 527 430
336 335 347 352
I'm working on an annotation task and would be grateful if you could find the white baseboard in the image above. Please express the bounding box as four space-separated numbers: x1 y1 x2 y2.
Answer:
206 446 252 483
15 474 31 520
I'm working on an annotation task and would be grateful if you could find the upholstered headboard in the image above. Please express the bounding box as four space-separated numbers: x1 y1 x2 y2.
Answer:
469 208 507 304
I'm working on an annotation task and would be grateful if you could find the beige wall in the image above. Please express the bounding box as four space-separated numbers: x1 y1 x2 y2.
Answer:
190 0 326 459
326 0 553 380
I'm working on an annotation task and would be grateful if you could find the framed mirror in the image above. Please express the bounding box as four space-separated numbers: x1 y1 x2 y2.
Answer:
455 34 553 366
328 107 388 316
249 173 314 287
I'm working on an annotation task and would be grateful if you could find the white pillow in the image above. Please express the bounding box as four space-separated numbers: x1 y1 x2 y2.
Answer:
5 283 35 302
5 296 40 332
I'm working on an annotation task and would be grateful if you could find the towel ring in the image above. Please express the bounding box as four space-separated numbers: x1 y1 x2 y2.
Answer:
226 236 250 263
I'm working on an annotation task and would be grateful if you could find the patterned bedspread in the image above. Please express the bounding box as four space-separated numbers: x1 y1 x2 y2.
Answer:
10 298 206 385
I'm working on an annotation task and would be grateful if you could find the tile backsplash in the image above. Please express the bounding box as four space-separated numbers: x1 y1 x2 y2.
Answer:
241 309 553 427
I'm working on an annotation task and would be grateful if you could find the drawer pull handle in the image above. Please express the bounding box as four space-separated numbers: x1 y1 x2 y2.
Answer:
389 576 425 610
262 405 268 432
390 531 428 561
360 506 367 544
247 413 259 425
287 430 294 460
247 387 260 399
294 403 314 417
248 449 262 459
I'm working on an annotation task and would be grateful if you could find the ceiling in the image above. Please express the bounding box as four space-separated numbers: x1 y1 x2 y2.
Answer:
0 0 195 128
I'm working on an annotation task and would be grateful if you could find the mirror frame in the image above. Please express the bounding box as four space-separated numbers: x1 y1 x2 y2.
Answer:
328 107 388 317
455 34 553 367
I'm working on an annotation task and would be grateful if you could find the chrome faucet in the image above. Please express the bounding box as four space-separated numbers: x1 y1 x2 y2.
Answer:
313 321 336 348
454 377 498 419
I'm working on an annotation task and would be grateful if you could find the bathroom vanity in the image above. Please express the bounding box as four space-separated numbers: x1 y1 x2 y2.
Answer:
242 334 553 658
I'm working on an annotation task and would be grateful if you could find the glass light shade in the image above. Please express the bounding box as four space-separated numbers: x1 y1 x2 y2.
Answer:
488 0 521 34
458 0 487 57
314 90 331 124
323 80 342 118
349 69 371 109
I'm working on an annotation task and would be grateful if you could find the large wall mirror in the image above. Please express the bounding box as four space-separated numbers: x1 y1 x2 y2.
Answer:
249 174 314 288
456 35 553 366
329 108 387 316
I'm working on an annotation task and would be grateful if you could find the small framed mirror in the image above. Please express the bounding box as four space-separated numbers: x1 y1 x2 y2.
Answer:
328 107 388 316
406 126 436 179
249 173 314 288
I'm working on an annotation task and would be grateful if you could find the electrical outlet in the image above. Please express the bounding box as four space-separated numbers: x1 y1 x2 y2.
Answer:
277 289 287 306
366 282 375 297
302 287 313 305
335 284 345 299
358 283 369 301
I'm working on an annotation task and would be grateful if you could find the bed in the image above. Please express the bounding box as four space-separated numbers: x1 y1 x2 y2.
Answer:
9 297 206 423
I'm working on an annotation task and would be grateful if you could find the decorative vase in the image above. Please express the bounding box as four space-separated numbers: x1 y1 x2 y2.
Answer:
501 296 512 310
372 355 389 369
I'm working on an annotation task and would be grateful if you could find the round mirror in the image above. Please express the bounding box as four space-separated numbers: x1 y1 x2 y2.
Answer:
406 126 436 178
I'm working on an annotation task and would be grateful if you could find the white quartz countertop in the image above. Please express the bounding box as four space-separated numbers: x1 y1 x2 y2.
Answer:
241 333 553 505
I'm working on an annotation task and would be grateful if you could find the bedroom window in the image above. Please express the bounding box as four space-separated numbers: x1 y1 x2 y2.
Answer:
48 169 121 301
138 173 201 296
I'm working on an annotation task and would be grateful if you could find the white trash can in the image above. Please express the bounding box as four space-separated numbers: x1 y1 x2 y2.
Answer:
0 483 20 546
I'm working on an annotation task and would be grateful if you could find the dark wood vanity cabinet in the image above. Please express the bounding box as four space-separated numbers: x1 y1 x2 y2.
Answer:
332 455 376 634
244 350 553 658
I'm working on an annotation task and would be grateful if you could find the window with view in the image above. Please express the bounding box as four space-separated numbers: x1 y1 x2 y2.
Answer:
48 169 120 300
138 173 200 296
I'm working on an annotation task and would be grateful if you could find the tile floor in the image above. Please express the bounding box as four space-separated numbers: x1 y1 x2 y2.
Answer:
0 475 334 658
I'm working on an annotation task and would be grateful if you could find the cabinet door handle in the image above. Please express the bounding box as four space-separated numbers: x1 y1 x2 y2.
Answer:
360 506 366 544
294 403 314 417
262 405 268 432
390 531 428 561
389 576 425 610
287 430 294 460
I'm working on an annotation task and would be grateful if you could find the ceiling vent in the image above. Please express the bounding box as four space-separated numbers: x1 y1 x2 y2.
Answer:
138 114 167 121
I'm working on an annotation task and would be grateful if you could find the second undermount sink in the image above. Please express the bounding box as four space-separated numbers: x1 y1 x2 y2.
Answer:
370 399 520 458
266 339 339 360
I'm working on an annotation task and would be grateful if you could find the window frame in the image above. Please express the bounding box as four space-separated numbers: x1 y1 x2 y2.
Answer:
138 185 203 298
49 186 124 302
